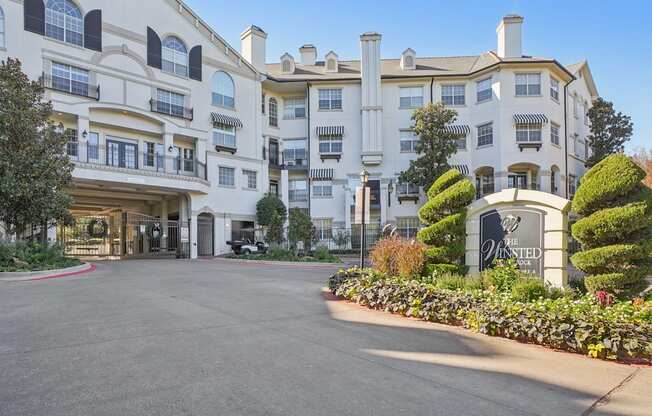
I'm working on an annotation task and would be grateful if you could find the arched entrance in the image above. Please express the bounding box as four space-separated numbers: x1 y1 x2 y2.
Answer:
197 213 215 257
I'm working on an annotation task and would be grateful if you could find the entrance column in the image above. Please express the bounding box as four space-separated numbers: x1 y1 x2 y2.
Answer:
160 197 168 250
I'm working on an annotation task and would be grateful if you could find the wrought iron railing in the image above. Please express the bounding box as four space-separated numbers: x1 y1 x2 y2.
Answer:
41 74 100 100
150 99 194 121
66 142 206 180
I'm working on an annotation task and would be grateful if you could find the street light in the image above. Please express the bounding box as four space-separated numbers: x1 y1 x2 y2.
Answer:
359 169 369 268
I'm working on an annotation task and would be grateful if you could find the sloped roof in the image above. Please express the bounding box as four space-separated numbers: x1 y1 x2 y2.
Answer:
265 51 575 81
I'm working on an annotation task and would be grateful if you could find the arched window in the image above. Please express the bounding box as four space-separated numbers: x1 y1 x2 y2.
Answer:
0 7 5 48
269 98 278 127
45 0 84 46
212 71 235 108
162 36 188 76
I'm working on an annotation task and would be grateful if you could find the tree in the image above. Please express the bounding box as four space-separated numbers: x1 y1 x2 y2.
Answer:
586 97 633 167
417 168 475 276
287 209 316 252
631 148 652 188
570 154 652 298
0 58 74 239
256 193 286 244
399 102 459 192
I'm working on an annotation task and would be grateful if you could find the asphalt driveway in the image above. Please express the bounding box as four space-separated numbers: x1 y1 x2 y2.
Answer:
0 259 650 416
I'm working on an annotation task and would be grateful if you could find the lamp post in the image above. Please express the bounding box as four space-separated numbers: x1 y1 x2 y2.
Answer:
359 169 369 268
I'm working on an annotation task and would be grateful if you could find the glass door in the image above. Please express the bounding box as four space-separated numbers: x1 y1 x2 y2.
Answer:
508 173 527 190
107 139 138 169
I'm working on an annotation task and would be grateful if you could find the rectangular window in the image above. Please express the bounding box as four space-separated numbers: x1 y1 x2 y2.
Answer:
182 148 194 172
313 184 333 197
515 73 541 96
516 124 542 143
156 89 185 117
269 180 279 196
87 132 100 161
319 134 343 154
476 78 492 103
314 218 333 240
45 5 83 46
400 130 418 153
395 217 420 239
551 123 560 146
475 174 495 198
51 62 89 96
213 124 236 149
456 136 467 151
145 142 156 167
283 139 307 166
218 166 235 187
550 77 560 102
65 128 78 158
442 84 465 106
289 179 308 202
399 86 424 108
318 89 342 110
477 122 493 147
569 174 578 197
396 182 419 196
283 97 306 119
574 136 586 158
243 169 257 189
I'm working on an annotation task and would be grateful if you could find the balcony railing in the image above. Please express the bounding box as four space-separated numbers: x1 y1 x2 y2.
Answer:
150 99 194 121
66 142 206 180
41 74 100 100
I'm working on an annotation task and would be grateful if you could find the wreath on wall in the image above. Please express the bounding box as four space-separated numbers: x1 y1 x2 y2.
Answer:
87 218 109 239
145 222 163 240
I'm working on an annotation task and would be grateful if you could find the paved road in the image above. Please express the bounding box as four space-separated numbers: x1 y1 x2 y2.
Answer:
1 259 650 416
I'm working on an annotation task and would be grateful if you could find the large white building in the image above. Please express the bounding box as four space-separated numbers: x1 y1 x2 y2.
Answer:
0 0 598 258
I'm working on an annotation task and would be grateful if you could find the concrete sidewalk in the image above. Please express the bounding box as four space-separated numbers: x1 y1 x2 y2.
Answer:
0 259 649 415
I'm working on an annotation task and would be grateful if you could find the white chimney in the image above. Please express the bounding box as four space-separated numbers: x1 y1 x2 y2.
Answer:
496 15 523 58
299 44 317 66
240 25 267 72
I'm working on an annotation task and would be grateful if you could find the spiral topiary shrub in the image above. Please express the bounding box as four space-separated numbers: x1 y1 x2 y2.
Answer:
571 154 652 298
417 168 475 275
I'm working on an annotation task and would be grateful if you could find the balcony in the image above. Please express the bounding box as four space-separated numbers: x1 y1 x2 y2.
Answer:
66 142 206 180
150 99 194 121
41 74 100 100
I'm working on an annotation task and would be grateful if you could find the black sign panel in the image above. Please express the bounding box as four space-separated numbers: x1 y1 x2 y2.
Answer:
479 208 544 277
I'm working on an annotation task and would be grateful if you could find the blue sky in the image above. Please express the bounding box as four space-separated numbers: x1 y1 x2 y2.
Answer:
186 0 651 152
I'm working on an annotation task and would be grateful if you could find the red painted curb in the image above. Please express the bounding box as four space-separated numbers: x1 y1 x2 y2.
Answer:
16 264 97 282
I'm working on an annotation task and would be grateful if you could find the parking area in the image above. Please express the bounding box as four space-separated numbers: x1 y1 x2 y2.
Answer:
0 259 650 416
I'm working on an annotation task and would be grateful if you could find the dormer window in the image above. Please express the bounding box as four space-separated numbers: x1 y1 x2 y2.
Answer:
280 53 295 74
401 48 416 70
325 51 338 73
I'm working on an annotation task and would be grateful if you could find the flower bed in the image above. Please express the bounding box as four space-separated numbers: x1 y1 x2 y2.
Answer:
328 269 652 363
0 243 81 272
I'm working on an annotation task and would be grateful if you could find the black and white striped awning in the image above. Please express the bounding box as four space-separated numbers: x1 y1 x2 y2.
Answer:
316 125 344 136
451 164 470 175
211 112 243 128
310 169 334 181
513 114 548 125
444 125 471 136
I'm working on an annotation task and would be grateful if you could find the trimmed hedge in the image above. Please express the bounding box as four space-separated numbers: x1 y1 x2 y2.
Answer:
572 154 646 216
571 154 652 298
417 168 475 274
329 269 652 363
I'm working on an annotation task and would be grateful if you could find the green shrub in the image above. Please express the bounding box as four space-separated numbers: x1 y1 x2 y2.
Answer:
434 274 466 290
313 246 331 261
463 276 484 291
482 258 521 292
585 273 649 299
572 154 646 216
329 269 652 363
0 242 80 272
571 154 652 299
511 279 547 302
417 168 475 275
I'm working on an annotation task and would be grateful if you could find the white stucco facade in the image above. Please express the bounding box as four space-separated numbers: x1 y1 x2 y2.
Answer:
1 0 598 258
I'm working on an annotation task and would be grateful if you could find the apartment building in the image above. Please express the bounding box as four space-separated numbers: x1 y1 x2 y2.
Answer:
258 15 597 240
0 0 597 257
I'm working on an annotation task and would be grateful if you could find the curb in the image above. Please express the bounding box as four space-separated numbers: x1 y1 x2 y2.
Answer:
205 257 343 268
0 263 96 282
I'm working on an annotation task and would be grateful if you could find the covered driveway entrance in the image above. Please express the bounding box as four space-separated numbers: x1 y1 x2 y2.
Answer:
59 178 196 259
